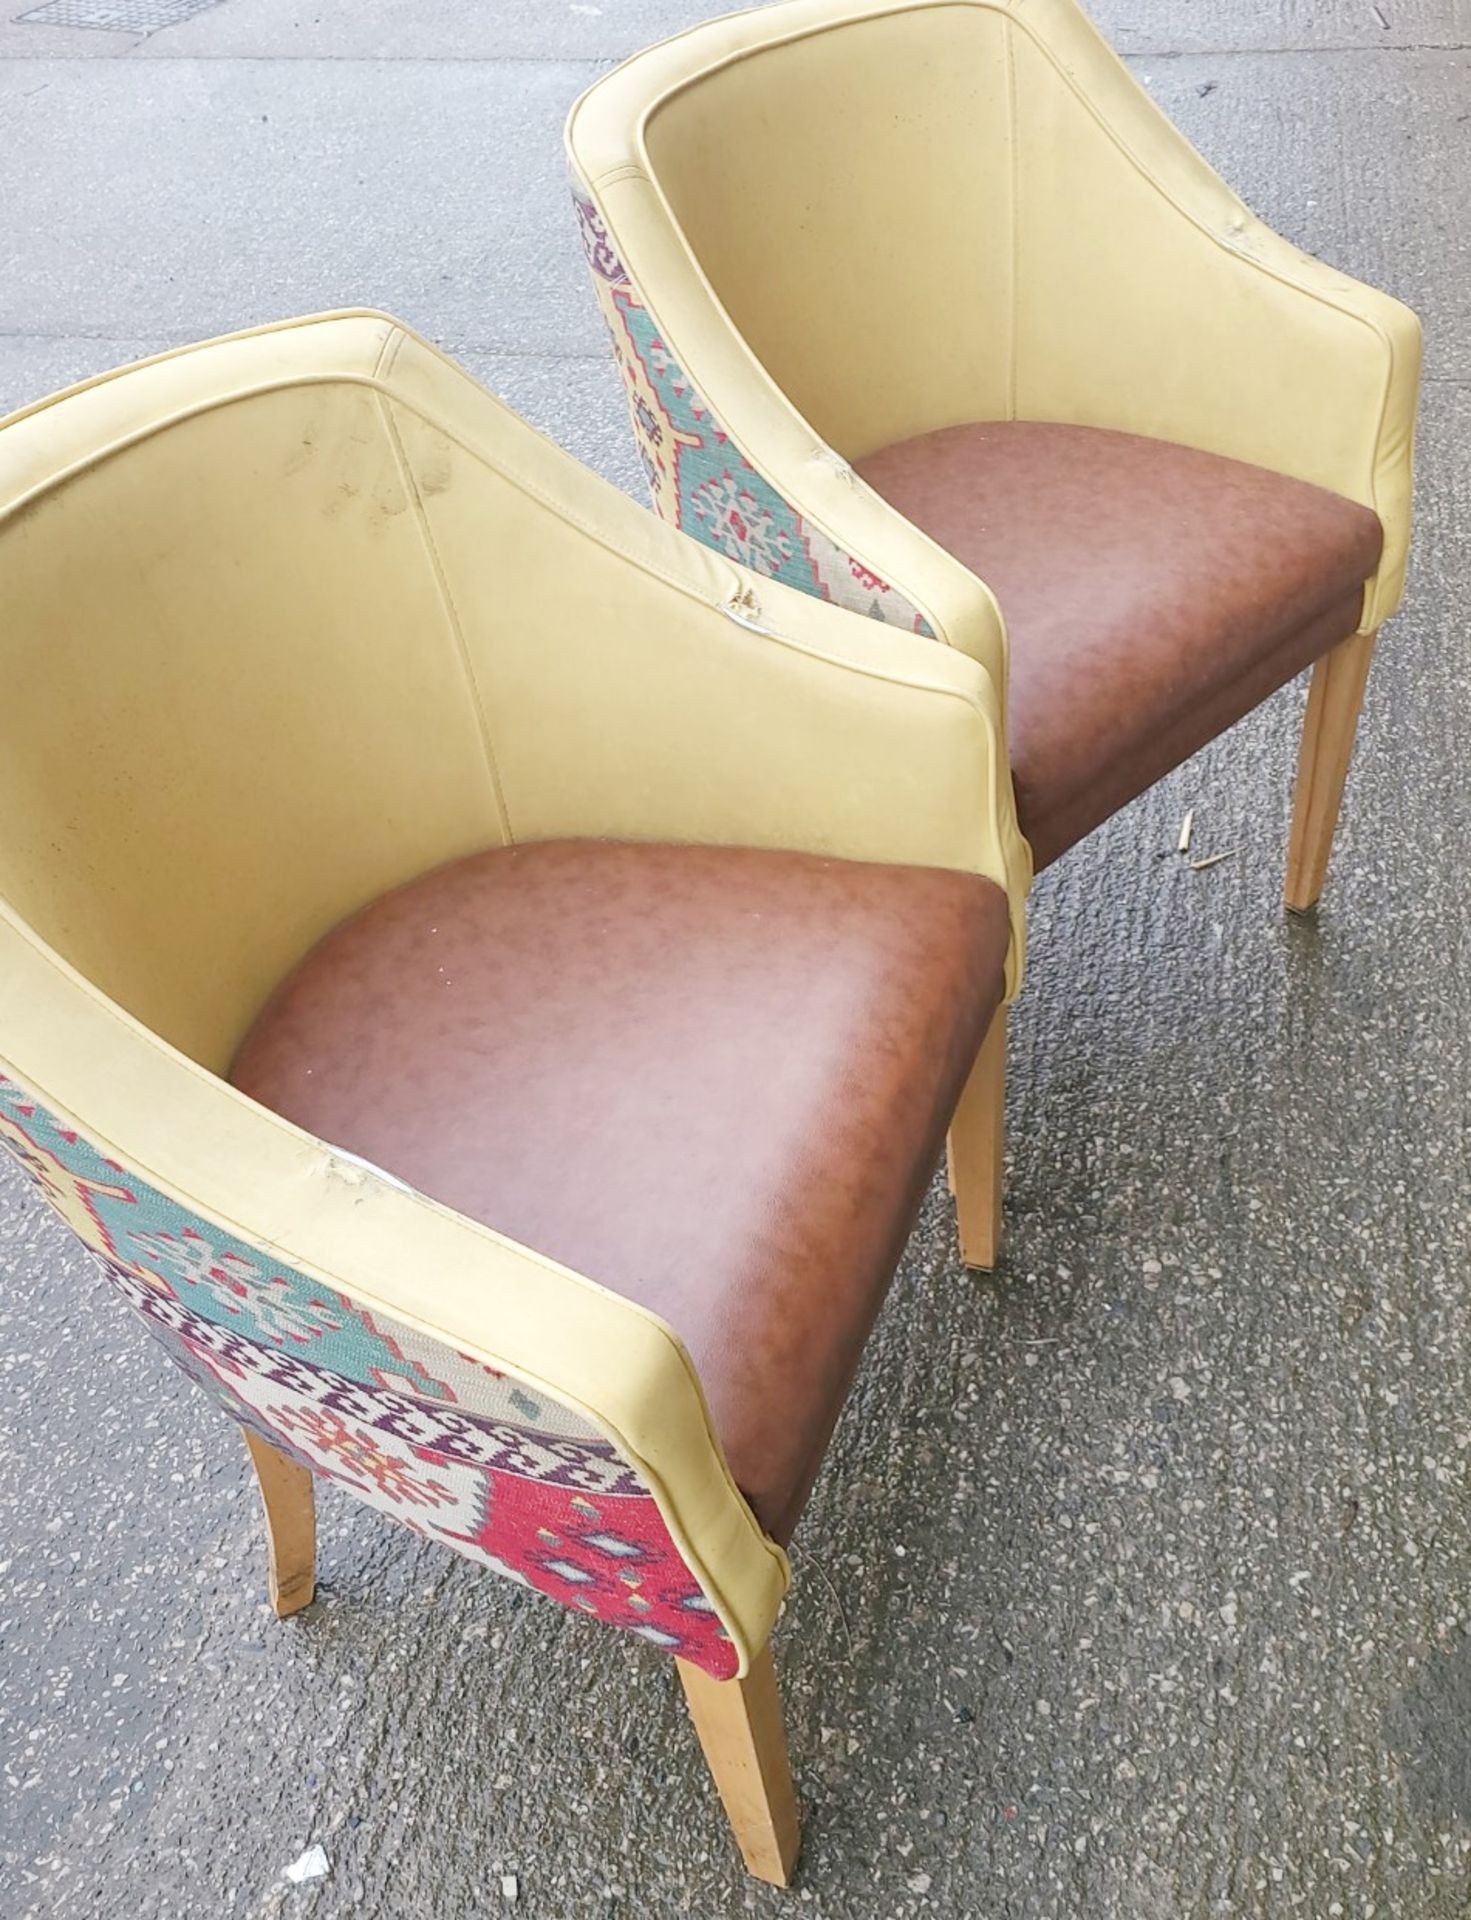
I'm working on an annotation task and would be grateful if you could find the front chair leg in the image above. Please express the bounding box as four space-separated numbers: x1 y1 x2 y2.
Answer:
677 1647 800 1886
1286 627 1379 913
947 1007 1007 1271
243 1429 316 1618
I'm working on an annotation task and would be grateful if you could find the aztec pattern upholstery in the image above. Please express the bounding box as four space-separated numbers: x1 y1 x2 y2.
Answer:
0 311 1015 1677
573 188 931 635
0 1075 736 1671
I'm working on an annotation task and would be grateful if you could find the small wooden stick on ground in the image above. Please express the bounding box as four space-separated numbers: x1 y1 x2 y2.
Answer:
1190 847 1240 873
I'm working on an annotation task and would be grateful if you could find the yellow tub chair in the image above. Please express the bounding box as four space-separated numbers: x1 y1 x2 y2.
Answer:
566 0 1423 1263
0 312 1019 1884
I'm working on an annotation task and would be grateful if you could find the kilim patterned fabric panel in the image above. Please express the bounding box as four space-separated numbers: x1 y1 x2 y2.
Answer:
0 1073 737 1676
572 185 932 635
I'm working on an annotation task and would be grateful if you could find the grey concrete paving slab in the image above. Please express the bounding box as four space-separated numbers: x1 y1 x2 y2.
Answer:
1 2 1469 1916
114 0 717 61
0 0 1459 62
0 57 605 352
1090 0 1471 51
2 47 1461 384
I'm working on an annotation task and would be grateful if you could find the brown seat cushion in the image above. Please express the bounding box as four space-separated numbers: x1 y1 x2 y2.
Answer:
856 423 1384 868
231 840 1009 1543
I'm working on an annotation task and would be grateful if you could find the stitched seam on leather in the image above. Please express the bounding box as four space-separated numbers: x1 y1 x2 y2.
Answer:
590 161 646 186
371 317 405 384
1004 14 1019 422
373 388 515 847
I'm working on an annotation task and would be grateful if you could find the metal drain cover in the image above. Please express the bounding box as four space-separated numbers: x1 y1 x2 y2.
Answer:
17 0 224 30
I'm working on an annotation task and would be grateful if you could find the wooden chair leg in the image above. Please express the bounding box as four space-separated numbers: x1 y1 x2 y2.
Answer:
947 1007 1006 1271
677 1647 800 1886
1285 627 1378 913
243 1428 316 1618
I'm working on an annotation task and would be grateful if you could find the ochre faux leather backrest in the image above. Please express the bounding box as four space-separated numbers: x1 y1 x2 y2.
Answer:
0 316 502 1070
640 4 1013 462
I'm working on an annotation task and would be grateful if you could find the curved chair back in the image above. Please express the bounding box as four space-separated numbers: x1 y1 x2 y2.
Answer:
580 2 1022 482
0 314 791 1677
567 0 1419 907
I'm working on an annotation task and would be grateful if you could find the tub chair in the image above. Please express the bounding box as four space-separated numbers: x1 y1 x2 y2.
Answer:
566 0 1422 1266
0 311 1022 1885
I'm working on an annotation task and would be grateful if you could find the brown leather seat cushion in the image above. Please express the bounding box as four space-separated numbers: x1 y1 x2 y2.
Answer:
231 840 1010 1543
856 423 1384 868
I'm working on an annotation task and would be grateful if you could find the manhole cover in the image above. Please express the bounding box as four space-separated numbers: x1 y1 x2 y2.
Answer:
16 0 224 29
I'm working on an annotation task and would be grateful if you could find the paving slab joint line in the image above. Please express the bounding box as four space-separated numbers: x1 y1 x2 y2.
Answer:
2 40 1469 63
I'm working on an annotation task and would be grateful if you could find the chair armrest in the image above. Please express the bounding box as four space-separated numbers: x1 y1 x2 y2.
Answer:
1003 0 1422 630
380 323 1031 991
0 914 790 1675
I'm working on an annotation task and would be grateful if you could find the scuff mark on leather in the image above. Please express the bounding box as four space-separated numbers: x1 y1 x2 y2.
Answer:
323 1146 418 1199
722 582 777 636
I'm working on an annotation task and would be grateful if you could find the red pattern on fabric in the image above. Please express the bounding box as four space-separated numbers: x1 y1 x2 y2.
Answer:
446 1471 737 1675
0 1073 741 1676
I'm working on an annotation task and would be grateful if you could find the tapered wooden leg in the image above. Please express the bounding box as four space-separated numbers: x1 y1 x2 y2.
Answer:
243 1429 316 1618
1286 627 1378 913
947 1008 1006 1271
677 1648 800 1886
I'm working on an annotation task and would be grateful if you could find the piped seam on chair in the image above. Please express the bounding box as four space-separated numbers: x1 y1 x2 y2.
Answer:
371 318 406 385
373 382 515 847
1003 14 1019 424
0 309 399 436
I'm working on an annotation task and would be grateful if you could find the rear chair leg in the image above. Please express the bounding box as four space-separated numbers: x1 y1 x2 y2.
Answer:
1286 627 1379 913
948 1008 1007 1271
243 1429 316 1617
677 1647 800 1886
